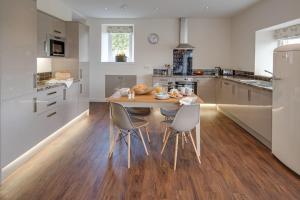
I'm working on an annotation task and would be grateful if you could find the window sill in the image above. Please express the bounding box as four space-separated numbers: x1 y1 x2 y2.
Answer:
100 61 135 64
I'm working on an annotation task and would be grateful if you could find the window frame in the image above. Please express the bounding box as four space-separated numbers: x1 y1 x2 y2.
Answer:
101 24 135 63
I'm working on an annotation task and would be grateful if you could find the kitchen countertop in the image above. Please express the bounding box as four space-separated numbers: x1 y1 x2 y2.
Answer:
221 76 272 91
37 79 80 92
152 75 217 78
152 75 272 91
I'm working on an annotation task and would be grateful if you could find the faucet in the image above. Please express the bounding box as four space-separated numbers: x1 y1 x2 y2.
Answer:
264 70 273 76
264 70 281 81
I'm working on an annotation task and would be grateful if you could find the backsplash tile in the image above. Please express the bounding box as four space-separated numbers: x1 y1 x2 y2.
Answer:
37 72 52 85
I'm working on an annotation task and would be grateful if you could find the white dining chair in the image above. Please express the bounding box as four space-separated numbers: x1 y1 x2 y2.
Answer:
110 102 149 168
161 105 201 171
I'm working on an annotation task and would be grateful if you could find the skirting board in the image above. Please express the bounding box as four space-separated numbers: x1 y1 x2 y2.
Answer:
217 106 271 149
1 110 89 182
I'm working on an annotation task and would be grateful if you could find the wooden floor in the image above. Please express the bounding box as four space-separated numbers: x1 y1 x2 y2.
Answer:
1 103 300 200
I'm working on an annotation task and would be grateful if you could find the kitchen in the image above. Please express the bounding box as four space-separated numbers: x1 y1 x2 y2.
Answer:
1 0 300 199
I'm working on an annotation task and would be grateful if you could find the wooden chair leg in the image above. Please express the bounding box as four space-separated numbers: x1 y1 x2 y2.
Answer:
162 126 168 142
128 131 131 168
138 128 149 156
145 126 151 143
183 132 188 143
174 134 179 171
188 131 201 164
181 132 185 149
161 130 171 155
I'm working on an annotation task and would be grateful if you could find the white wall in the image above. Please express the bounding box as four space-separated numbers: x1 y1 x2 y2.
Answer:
255 30 277 76
88 18 232 101
231 0 300 72
37 0 73 21
189 18 232 69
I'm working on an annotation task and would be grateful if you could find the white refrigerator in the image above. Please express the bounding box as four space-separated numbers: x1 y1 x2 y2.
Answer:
273 44 300 175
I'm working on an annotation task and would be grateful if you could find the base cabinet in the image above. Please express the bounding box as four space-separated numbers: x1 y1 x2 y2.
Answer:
217 79 272 147
197 78 216 103
78 63 89 113
62 83 80 123
1 93 37 167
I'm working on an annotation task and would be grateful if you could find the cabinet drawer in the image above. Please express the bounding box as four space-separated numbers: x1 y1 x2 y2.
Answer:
37 87 63 101
37 107 63 136
37 95 63 114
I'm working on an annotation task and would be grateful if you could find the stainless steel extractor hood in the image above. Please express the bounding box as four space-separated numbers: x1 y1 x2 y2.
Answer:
175 18 194 49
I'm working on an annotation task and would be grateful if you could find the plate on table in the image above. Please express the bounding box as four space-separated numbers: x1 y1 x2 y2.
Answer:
155 93 170 100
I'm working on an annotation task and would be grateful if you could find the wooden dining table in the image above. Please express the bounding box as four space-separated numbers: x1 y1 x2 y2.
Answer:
107 93 204 158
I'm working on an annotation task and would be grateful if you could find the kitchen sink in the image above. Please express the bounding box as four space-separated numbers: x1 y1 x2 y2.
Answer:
239 79 272 89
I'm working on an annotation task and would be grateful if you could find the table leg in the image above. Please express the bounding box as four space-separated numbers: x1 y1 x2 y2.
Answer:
108 104 115 158
196 105 201 157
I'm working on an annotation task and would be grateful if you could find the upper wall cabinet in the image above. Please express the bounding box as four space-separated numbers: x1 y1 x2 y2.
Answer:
0 0 37 100
37 11 66 58
66 22 89 61
79 23 90 62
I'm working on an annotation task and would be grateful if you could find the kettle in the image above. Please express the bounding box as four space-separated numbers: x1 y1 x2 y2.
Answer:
215 67 222 77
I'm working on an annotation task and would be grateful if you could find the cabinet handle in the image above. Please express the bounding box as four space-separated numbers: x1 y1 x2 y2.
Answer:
47 112 57 118
80 84 83 94
224 82 229 85
44 41 48 53
47 91 57 96
33 74 37 89
33 98 37 113
232 85 236 95
248 90 252 101
80 69 83 79
63 89 66 100
47 101 57 107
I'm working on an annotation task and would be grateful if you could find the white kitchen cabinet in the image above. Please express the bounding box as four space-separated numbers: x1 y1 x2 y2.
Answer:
217 79 272 147
197 78 216 103
37 11 66 58
0 0 37 100
217 80 237 115
79 23 89 62
62 83 80 123
1 94 37 167
78 63 90 113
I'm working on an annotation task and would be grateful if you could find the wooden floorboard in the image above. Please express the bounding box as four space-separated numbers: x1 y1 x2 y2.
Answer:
0 103 299 200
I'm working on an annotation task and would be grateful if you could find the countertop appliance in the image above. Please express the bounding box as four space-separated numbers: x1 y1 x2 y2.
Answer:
272 44 300 175
47 34 66 57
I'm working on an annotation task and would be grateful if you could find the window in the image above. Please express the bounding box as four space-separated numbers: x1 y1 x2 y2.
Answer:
278 37 300 47
101 24 134 62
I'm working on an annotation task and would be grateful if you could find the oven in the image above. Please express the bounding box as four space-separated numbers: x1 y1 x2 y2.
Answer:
47 34 66 57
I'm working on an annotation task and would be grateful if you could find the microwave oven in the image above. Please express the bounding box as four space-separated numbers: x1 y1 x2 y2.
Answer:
46 34 66 57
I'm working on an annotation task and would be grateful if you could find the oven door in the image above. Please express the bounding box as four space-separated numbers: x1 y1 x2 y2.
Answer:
49 38 65 57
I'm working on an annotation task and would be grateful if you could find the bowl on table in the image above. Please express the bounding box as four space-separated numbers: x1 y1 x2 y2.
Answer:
155 93 170 100
133 84 154 95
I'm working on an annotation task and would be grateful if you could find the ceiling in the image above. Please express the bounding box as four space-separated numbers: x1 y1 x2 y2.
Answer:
61 0 260 19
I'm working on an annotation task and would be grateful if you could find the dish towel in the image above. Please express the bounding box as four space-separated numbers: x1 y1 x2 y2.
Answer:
179 97 198 105
47 78 74 88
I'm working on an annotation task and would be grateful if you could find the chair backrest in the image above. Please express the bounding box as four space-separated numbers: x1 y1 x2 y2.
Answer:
171 105 200 132
110 102 134 130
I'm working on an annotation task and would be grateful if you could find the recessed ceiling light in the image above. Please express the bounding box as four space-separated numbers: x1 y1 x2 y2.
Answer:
154 7 160 12
104 7 109 11
205 6 209 9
